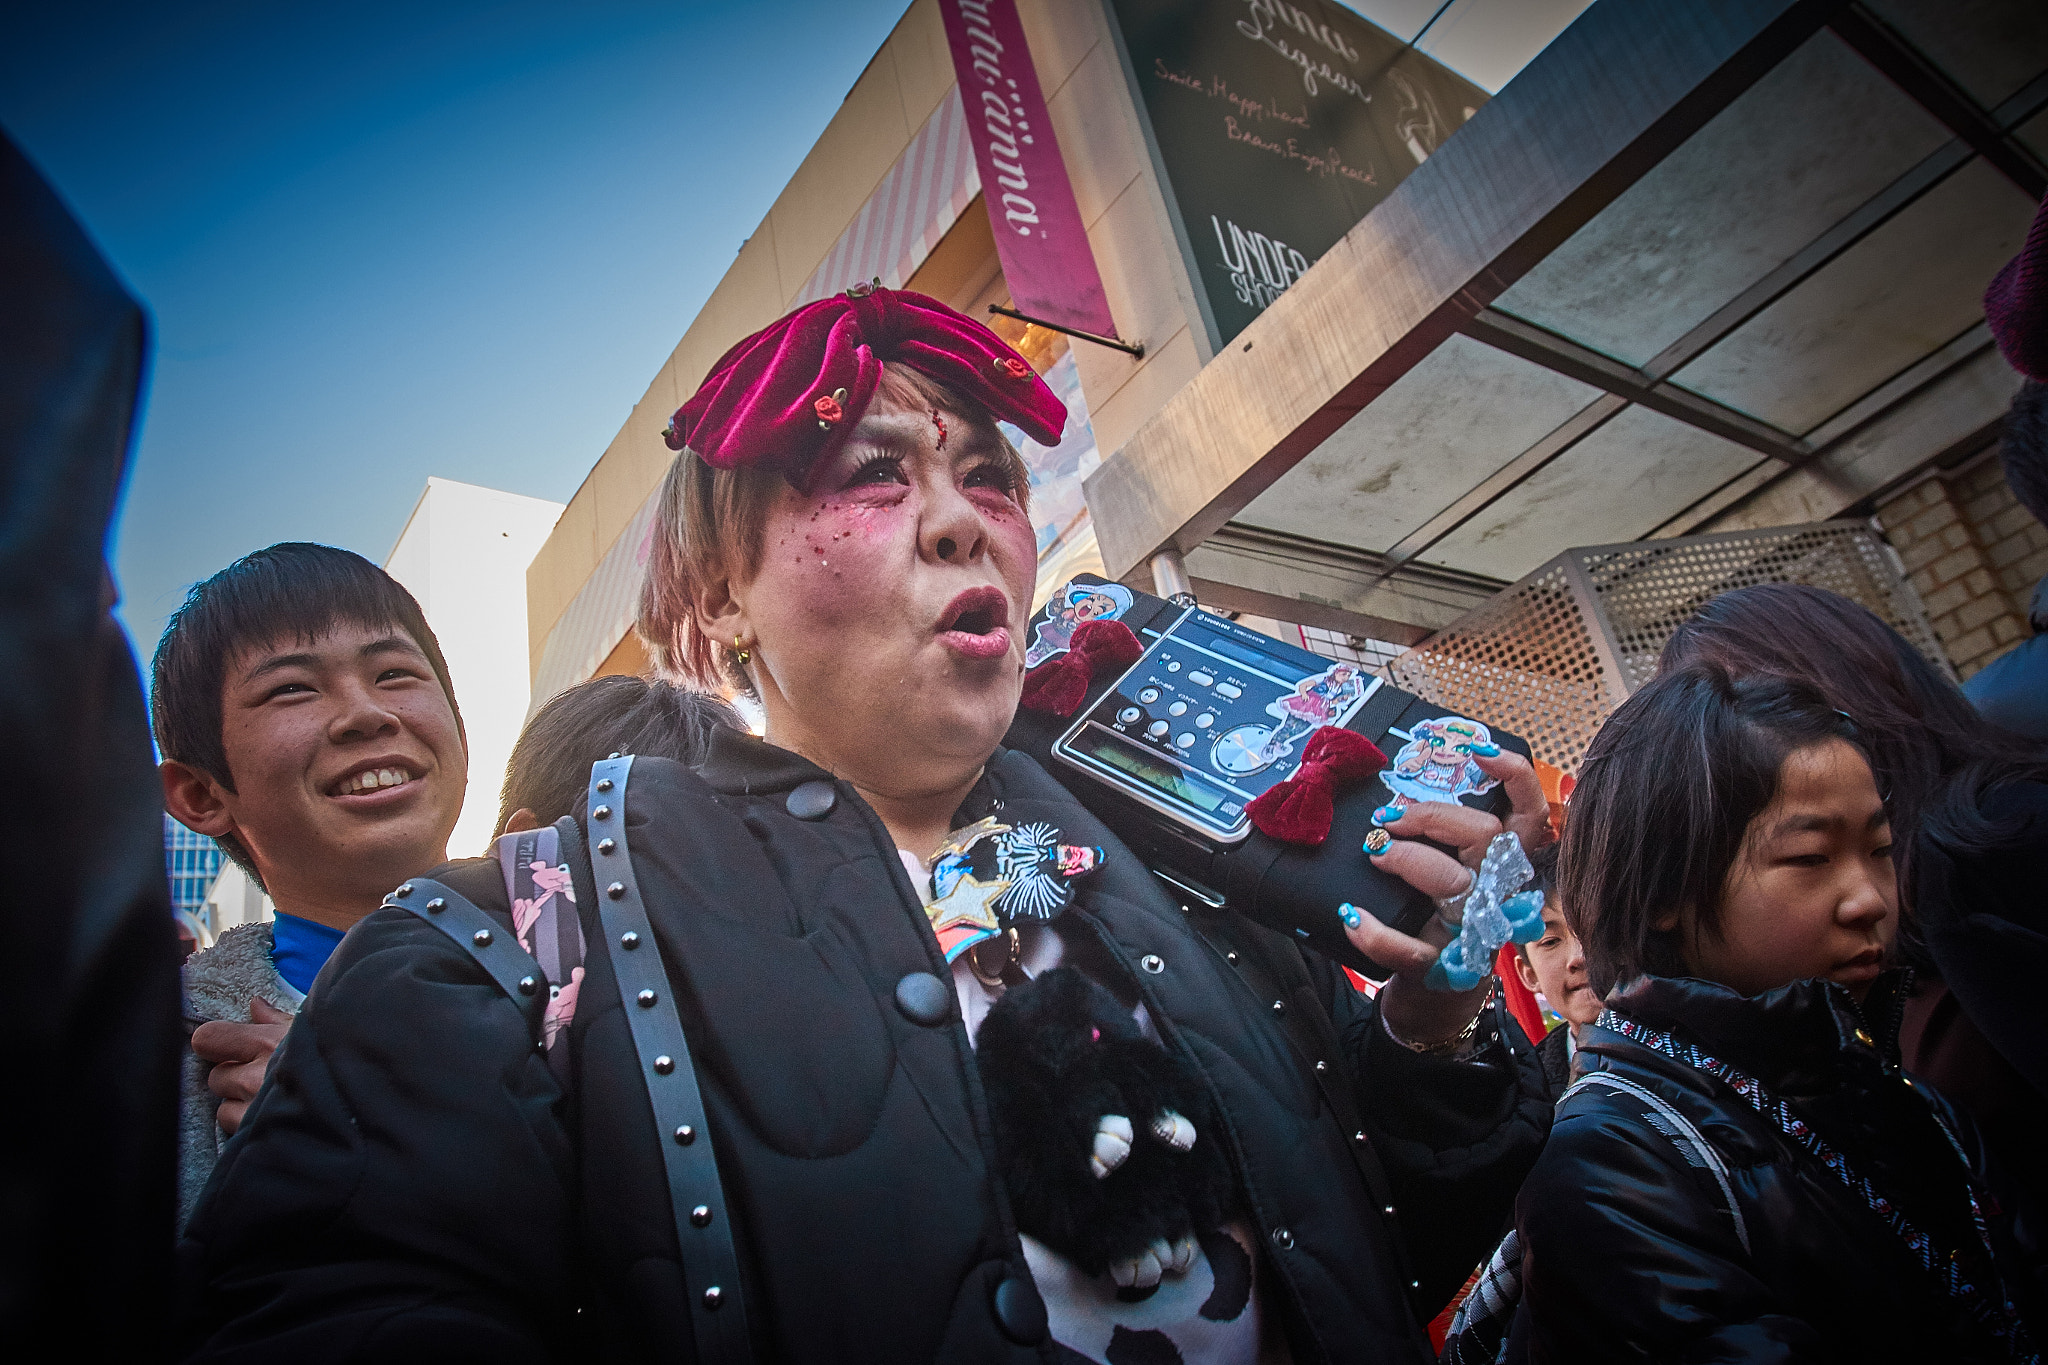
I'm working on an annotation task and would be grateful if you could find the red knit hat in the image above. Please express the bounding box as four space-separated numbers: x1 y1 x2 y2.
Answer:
1986 193 2048 381
662 285 1067 483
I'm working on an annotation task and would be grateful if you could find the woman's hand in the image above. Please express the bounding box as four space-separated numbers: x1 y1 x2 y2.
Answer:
1341 751 1553 1048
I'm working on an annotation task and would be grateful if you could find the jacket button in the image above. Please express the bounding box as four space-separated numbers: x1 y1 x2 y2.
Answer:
992 1274 1047 1344
895 972 952 1026
786 780 837 820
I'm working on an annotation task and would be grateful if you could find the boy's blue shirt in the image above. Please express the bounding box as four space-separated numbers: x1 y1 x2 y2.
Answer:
270 910 346 995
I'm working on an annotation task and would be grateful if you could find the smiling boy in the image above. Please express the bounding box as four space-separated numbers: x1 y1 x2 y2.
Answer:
154 542 466 1224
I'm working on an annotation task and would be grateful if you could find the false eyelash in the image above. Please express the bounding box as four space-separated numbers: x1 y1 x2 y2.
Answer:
846 455 905 486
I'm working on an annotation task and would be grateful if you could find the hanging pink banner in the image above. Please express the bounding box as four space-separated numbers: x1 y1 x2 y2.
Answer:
940 0 1122 340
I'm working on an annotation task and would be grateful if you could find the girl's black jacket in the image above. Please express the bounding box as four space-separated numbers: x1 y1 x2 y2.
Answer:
1511 972 2043 1363
178 731 1552 1364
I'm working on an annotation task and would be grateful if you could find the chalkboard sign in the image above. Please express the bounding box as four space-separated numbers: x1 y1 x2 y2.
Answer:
1106 0 1488 346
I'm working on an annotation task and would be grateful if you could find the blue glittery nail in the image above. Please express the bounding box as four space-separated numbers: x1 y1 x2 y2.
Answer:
1372 804 1402 826
1468 741 1500 757
1338 903 1362 930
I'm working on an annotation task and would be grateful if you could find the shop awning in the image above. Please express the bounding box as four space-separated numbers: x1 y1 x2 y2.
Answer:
1084 0 2048 635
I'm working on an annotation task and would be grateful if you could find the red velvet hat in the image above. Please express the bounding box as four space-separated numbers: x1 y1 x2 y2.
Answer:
662 285 1068 483
1986 193 2048 381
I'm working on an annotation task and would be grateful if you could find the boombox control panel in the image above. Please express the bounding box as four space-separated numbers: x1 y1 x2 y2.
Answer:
1052 606 1380 844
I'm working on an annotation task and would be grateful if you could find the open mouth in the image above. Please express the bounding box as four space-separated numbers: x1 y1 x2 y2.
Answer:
327 763 419 798
936 586 1012 660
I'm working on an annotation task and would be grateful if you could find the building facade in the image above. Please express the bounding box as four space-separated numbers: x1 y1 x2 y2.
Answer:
164 813 225 949
524 0 2048 713
386 476 566 857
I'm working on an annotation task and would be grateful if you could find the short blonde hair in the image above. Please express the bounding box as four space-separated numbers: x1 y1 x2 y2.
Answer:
637 362 1031 689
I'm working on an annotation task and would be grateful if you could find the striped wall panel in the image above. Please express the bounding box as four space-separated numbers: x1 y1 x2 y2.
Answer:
795 87 980 305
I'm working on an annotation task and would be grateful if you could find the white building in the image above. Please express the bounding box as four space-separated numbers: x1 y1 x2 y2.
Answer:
386 477 566 858
203 858 273 934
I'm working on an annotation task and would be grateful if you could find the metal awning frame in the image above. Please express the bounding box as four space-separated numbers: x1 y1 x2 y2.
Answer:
1084 0 2048 616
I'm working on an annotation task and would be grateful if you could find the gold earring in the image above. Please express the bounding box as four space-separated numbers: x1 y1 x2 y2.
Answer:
734 638 752 665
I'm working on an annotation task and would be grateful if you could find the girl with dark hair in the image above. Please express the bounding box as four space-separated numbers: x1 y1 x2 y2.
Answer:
1511 664 2038 1361
1662 585 2048 1099
1659 582 2032 905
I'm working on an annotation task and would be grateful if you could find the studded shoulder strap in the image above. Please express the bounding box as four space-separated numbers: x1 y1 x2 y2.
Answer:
383 878 549 1046
585 755 752 1363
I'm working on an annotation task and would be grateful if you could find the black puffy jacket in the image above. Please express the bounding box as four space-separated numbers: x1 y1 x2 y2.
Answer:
180 730 1550 1363
1511 972 2042 1363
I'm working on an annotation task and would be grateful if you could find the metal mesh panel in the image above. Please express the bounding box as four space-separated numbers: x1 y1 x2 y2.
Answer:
1388 521 1950 773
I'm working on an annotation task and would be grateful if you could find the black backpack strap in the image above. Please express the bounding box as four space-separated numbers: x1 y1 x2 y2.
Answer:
384 878 548 1047
586 755 752 1363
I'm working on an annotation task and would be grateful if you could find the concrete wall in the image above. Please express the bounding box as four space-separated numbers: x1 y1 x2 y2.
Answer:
1874 450 2048 678
524 0 1209 687
387 477 566 856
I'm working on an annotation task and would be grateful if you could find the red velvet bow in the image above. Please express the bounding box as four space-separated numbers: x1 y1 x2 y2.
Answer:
664 287 1068 483
1019 620 1144 718
1245 726 1389 847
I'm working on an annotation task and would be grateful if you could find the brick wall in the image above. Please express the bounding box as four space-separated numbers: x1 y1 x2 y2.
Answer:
1875 452 2048 679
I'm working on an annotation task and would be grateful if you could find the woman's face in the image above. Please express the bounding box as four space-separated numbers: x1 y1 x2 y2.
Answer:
1684 739 1897 1000
724 379 1037 800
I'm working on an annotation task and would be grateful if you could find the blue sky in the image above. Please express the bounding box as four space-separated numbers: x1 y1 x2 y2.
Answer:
0 0 908 662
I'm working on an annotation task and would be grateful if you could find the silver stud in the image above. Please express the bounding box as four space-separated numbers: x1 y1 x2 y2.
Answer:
653 1055 674 1074
1314 1060 1327 1073
396 883 414 898
518 976 537 995
1270 1227 1294 1250
1384 1204 1396 1216
1354 1131 1367 1144
620 931 640 950
597 838 616 855
690 1204 712 1227
473 929 493 947
596 778 613 793
674 1124 695 1146
1272 999 1286 1015
1410 1279 1421 1290
702 1286 722 1310
637 989 657 1008
607 882 626 900
1226 951 1238 965
593 804 612 821
1140 954 1165 974
425 897 446 913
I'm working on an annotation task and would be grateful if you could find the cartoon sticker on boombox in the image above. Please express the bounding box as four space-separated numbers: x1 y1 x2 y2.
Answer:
1377 717 1503 813
1259 662 1367 762
1210 661 1369 777
1024 582 1134 669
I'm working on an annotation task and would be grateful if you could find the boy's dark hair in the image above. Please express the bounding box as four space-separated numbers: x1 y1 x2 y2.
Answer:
1514 842 1559 965
2001 380 2048 527
151 543 462 879
1559 665 1861 996
495 675 740 842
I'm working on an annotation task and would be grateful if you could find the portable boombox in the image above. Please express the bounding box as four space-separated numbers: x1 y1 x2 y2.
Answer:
1005 575 1530 979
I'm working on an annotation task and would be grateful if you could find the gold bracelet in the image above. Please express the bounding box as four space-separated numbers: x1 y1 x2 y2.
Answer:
1383 978 1496 1056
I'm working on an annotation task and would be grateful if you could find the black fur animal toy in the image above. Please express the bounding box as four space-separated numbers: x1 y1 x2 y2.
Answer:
975 967 1234 1287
